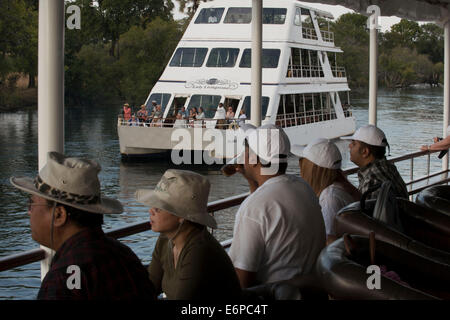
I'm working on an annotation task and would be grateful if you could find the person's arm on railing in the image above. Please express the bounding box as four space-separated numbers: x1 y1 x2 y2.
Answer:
421 135 450 152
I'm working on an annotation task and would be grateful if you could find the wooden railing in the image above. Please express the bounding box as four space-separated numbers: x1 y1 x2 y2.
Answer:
0 150 448 272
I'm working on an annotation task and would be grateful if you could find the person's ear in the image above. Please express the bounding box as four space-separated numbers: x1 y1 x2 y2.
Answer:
52 205 69 228
360 145 370 159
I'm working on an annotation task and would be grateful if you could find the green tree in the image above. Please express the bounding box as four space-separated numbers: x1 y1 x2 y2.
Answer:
331 13 369 88
416 23 444 64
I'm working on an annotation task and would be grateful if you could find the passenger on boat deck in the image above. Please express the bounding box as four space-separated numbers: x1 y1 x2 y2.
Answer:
178 106 187 119
129 114 139 126
123 103 132 121
191 107 198 117
222 124 325 288
136 170 241 300
213 103 226 120
291 139 360 245
420 125 450 152
226 106 235 120
148 100 157 115
238 109 247 125
341 124 408 200
173 113 186 128
137 104 148 123
196 107 206 119
9 152 156 300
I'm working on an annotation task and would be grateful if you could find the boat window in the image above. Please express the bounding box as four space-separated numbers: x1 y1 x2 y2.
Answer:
224 8 252 24
195 8 225 24
239 49 281 68
224 8 287 24
294 8 301 26
188 95 221 118
242 96 270 120
169 48 208 67
147 93 171 112
206 48 240 67
262 8 287 24
301 8 318 40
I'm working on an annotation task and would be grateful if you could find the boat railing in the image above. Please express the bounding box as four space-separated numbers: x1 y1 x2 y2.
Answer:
320 29 334 43
302 27 318 40
276 110 338 128
331 66 346 78
118 117 243 130
0 150 448 273
286 65 324 78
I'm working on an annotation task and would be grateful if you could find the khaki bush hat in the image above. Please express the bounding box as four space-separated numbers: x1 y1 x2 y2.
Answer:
10 152 123 214
135 169 217 229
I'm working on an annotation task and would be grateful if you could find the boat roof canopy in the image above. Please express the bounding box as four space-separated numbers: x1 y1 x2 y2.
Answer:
303 0 450 24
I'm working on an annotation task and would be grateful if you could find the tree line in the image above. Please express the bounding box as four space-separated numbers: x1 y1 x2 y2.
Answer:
0 1 446 109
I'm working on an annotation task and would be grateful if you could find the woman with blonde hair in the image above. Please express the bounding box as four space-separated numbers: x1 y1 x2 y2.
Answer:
292 138 360 244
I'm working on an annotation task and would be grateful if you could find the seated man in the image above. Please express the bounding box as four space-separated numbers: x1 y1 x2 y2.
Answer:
342 124 408 199
10 152 156 300
223 124 326 288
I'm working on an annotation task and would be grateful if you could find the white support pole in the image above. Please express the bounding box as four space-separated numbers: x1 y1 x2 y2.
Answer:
368 28 378 125
367 5 380 126
443 21 450 173
251 0 262 127
38 0 65 279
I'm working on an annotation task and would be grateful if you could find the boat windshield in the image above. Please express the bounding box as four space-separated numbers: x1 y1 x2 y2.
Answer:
188 95 221 118
195 8 225 24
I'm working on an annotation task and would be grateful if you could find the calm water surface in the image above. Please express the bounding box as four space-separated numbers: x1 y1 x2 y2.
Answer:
0 88 446 299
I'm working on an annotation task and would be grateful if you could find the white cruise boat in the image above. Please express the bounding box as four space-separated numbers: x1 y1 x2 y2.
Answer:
117 0 356 160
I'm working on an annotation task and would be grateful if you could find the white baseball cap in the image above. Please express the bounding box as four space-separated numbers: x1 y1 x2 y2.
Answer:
291 138 342 169
341 124 389 147
225 124 290 166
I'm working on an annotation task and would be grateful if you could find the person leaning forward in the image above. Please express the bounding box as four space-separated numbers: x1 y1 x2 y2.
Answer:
136 169 241 300
10 152 156 300
222 124 326 289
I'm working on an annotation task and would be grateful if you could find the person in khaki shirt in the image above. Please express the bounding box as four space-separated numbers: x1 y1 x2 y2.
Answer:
136 169 241 300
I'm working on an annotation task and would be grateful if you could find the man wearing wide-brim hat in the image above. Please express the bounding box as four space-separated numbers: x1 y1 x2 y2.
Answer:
10 152 156 300
135 169 241 300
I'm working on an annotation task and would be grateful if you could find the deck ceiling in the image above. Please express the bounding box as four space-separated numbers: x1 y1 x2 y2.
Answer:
301 0 450 23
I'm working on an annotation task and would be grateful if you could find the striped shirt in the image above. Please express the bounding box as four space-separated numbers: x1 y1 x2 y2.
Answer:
358 157 409 200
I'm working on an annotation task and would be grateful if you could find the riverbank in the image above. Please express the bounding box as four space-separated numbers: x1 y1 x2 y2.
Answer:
0 88 37 112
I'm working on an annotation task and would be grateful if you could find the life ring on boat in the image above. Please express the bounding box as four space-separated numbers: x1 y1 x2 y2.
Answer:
316 234 450 299
415 185 450 217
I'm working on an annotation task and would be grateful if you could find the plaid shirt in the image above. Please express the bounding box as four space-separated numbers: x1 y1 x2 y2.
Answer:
37 227 156 300
358 157 409 200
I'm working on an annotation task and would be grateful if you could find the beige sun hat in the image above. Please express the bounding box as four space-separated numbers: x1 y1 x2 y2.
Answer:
10 152 123 214
135 169 217 229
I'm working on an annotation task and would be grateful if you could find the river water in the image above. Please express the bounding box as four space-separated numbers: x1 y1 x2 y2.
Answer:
0 88 446 299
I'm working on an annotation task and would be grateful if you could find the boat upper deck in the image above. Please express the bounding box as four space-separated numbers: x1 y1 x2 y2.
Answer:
183 0 338 47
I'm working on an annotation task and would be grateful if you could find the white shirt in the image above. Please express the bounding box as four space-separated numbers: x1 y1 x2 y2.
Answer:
213 106 226 119
229 174 325 284
319 183 355 236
